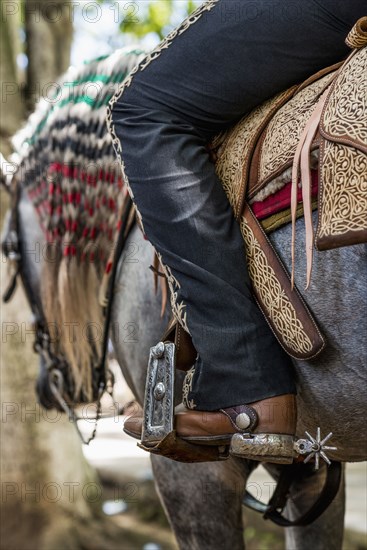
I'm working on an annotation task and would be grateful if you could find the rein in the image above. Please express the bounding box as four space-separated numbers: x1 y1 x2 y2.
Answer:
243 461 342 527
2 177 135 444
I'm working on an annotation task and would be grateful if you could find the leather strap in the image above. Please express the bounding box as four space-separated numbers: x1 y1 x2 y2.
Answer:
243 461 342 527
161 317 198 372
151 251 169 318
2 176 21 303
99 195 135 385
242 204 325 360
220 405 258 431
2 264 20 303
291 89 329 289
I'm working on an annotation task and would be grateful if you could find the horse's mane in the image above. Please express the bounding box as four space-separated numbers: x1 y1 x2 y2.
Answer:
15 46 147 401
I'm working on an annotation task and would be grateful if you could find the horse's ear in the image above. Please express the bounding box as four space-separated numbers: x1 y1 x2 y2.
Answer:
0 152 18 193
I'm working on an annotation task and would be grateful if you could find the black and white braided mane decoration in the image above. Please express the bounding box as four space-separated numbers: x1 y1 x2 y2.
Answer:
12 46 147 401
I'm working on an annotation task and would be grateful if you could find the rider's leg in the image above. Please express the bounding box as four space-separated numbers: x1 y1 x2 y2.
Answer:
107 1 365 449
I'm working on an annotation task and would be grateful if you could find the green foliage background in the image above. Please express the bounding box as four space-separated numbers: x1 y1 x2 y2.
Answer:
101 0 200 40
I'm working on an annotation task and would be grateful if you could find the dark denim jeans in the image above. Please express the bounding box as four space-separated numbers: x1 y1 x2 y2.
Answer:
108 0 365 410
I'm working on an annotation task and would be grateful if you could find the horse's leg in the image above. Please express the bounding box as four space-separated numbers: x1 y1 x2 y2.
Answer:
286 465 345 550
265 463 345 550
112 228 257 548
152 456 255 550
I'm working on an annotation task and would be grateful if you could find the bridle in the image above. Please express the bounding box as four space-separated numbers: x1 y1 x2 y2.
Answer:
2 175 134 444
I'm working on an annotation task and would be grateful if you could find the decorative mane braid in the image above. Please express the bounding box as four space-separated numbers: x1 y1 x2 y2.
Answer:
13 47 148 401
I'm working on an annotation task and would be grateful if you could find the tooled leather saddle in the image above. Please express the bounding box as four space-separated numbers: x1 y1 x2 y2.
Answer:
156 17 367 364
206 17 367 359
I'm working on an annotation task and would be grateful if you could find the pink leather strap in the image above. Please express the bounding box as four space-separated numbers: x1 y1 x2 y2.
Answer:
291 89 329 290
291 123 308 288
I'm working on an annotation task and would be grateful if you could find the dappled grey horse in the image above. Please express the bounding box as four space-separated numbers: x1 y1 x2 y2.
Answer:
3 28 367 548
12 184 366 549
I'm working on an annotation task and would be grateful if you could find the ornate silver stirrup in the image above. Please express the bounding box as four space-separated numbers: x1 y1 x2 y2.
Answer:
141 341 176 446
139 340 229 462
141 340 338 467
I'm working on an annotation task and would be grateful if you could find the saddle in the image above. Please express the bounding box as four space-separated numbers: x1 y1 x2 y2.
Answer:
155 20 366 364
204 18 367 360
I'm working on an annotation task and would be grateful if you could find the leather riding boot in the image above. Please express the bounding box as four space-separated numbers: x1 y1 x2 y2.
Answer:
123 394 297 464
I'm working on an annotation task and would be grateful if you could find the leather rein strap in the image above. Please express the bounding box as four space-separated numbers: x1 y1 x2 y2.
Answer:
99 195 134 381
243 461 342 527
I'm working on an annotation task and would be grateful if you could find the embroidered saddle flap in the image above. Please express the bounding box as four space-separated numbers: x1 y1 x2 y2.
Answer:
316 44 367 250
245 65 340 207
240 205 325 360
212 62 341 221
212 75 332 359
210 19 367 360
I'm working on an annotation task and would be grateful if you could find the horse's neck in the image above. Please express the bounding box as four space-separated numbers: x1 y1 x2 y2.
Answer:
111 225 171 403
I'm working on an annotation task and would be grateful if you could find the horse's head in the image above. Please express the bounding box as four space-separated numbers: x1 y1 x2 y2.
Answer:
1 148 113 415
2 47 150 420
2 162 94 412
1 153 63 409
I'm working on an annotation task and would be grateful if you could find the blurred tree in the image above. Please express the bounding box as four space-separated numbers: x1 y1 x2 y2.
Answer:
0 280 137 550
24 0 73 110
117 0 199 40
2 3 116 549
0 0 73 153
0 0 24 156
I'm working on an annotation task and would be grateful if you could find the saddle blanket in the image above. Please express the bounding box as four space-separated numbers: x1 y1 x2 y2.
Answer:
252 170 318 227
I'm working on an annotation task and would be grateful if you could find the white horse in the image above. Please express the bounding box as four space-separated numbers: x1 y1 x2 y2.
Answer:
2 44 366 549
